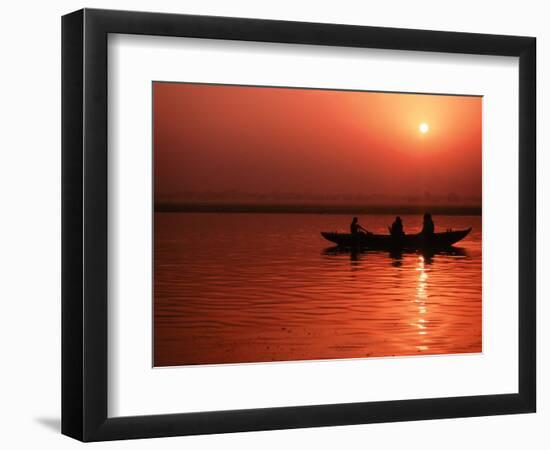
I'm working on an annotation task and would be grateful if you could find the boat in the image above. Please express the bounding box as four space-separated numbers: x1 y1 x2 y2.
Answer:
320 228 471 250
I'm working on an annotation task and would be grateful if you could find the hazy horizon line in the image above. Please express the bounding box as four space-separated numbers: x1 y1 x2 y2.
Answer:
154 202 482 216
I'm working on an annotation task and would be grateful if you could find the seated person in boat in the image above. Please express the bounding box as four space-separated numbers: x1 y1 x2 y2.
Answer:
389 216 405 238
350 217 368 235
422 212 435 236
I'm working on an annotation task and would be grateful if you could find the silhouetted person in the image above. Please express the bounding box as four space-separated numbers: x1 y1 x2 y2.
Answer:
390 216 405 238
422 212 435 237
350 217 368 235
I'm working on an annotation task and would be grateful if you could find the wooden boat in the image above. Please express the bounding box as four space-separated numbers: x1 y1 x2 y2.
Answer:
321 228 471 250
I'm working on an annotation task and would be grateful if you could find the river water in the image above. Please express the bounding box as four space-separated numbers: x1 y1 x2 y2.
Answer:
154 213 481 366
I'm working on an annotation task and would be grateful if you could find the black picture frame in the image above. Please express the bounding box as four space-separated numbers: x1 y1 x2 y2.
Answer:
62 8 536 442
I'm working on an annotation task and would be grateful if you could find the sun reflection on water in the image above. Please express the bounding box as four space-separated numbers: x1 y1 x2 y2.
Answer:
414 255 430 351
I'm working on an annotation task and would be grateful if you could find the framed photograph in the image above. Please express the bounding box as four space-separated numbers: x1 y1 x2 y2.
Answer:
62 8 536 441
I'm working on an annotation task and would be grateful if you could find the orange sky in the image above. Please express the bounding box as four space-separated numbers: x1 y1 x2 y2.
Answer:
154 82 481 207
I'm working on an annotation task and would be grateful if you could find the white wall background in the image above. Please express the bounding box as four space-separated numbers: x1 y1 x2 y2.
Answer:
0 0 545 448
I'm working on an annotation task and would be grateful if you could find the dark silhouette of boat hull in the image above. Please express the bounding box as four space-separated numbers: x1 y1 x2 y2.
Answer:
321 228 471 250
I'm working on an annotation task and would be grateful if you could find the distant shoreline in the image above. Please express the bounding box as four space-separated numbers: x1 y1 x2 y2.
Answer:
154 203 482 216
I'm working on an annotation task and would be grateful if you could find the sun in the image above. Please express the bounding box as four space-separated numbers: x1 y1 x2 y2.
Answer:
419 122 429 134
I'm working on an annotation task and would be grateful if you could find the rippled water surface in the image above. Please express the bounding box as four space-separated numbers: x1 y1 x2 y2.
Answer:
154 213 481 366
